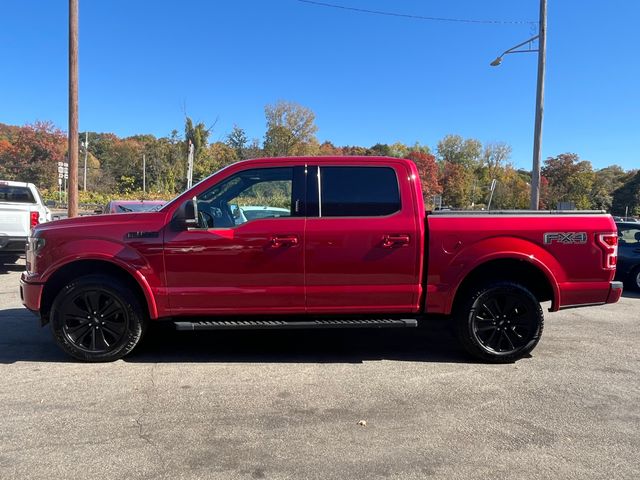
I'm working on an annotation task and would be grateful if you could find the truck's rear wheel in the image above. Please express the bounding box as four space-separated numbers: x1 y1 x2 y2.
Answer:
50 274 147 362
455 281 543 363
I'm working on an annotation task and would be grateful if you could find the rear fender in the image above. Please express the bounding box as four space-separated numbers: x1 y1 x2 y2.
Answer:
445 236 562 313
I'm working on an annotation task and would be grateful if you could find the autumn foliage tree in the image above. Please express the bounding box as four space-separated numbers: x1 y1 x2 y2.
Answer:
0 121 66 189
406 151 441 203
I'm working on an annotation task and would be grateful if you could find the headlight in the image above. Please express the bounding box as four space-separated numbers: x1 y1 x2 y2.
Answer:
27 237 46 254
26 236 46 274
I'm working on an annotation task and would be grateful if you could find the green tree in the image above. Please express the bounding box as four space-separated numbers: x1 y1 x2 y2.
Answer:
184 117 210 161
263 101 318 156
194 142 237 181
590 165 627 211
226 125 248 160
612 170 640 217
370 143 392 156
435 135 483 207
437 134 482 169
541 153 595 209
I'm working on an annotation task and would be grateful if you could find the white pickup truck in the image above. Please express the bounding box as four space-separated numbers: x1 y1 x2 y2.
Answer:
0 180 51 263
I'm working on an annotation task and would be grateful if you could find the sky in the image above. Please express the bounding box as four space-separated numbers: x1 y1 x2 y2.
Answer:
1 0 638 171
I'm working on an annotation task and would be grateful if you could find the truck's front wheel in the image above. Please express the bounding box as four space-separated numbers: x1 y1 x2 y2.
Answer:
455 282 544 363
50 274 147 362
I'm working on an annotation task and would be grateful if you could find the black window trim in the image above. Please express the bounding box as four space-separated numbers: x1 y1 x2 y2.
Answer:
311 165 403 219
193 165 306 230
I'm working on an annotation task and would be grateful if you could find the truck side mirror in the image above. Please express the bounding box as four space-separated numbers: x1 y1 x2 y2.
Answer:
174 197 199 229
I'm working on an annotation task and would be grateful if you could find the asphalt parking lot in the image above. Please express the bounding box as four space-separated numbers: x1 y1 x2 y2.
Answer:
1 260 638 480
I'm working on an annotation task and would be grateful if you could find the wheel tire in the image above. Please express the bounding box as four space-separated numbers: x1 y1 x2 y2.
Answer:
628 267 640 292
50 274 147 362
455 281 544 363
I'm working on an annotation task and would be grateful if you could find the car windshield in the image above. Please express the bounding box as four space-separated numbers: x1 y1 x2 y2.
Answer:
116 203 162 212
0 185 35 203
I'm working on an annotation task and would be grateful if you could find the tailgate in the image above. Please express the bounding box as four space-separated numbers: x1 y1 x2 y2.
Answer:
0 206 30 238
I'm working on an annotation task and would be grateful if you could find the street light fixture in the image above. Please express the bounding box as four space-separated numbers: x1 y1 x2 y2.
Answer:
490 34 540 67
490 0 547 210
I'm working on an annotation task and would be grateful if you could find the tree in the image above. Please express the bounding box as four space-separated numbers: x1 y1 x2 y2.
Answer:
370 143 392 157
590 165 627 211
226 125 248 160
263 101 318 156
612 170 640 217
491 166 530 210
482 142 512 180
0 122 66 188
193 142 237 181
319 141 342 156
437 134 482 169
184 117 210 161
407 151 440 203
541 153 594 209
440 162 473 208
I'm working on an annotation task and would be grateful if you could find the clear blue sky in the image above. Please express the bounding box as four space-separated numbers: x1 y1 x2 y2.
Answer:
1 1 638 170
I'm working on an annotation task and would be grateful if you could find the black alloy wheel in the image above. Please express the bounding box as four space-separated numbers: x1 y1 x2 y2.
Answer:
61 290 128 353
456 281 544 363
51 274 146 361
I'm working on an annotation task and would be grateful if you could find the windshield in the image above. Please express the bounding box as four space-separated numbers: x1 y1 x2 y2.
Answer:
115 203 163 213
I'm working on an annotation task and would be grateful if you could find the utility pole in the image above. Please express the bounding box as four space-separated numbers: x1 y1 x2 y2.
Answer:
530 0 547 210
143 154 146 193
83 131 88 191
68 0 79 217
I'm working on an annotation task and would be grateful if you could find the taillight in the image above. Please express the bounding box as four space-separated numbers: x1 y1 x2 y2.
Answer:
30 211 39 229
596 233 618 270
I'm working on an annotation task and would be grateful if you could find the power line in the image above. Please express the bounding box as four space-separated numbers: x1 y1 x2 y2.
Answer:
295 0 536 26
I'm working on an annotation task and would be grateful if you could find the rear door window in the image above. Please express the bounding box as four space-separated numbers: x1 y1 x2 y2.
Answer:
319 166 400 217
0 186 35 203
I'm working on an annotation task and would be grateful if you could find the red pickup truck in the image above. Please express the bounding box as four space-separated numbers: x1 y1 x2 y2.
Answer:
20 157 622 362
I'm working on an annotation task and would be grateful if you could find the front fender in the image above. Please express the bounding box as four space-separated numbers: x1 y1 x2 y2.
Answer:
40 239 160 319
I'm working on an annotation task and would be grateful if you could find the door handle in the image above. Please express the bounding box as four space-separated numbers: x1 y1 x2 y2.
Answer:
382 234 410 248
270 235 299 247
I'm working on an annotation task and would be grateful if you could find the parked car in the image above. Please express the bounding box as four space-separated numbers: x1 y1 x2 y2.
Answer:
100 200 166 214
21 157 622 362
229 206 290 224
0 180 51 263
616 222 640 291
240 205 290 220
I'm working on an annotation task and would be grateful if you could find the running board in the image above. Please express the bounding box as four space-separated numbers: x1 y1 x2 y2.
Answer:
174 318 418 331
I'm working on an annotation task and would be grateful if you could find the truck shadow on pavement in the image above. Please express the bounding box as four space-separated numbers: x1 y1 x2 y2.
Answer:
0 308 484 364
131 318 476 364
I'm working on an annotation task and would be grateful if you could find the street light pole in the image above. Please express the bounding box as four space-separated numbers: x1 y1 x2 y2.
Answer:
490 0 547 210
530 0 547 210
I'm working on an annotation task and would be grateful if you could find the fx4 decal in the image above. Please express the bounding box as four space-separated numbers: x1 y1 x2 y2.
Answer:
543 232 588 245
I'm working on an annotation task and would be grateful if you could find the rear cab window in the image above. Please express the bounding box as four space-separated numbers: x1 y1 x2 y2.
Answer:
318 166 401 217
0 185 36 203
